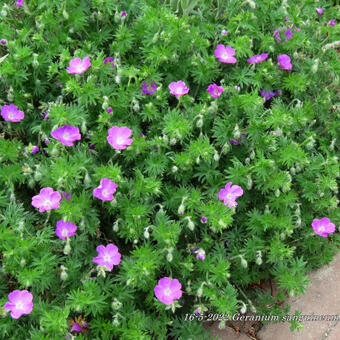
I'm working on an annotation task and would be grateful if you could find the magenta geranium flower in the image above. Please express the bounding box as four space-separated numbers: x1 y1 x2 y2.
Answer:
168 81 189 98
154 277 182 305
316 8 324 14
67 57 91 74
219 182 244 208
214 44 237 63
16 0 24 7
201 216 207 223
4 290 33 319
51 125 81 146
1 104 24 122
93 244 121 271
247 53 268 64
141 81 158 95
207 84 224 98
107 107 113 113
31 146 39 154
328 19 336 26
1 39 7 45
32 187 62 212
104 56 114 68
196 248 205 261
93 178 118 201
55 220 77 240
107 126 133 150
277 54 292 70
312 217 336 237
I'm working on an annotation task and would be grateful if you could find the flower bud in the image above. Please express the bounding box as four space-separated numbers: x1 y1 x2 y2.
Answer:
60 270 68 281
63 242 71 255
167 251 173 262
246 176 253 190
240 257 248 268
111 298 122 310
62 10 69 19
275 189 280 197
233 124 241 139
197 286 203 297
240 302 247 314
213 150 220 162
250 150 255 159
20 259 26 267
172 166 178 173
186 217 195 231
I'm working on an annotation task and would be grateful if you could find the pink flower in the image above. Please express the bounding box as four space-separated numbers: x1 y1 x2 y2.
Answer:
55 220 77 240
277 54 292 70
285 16 290 22
218 182 243 208
32 187 62 212
1 104 24 122
93 244 121 271
154 277 182 305
207 84 224 98
214 44 237 63
4 290 33 319
93 178 118 201
328 19 336 26
51 125 81 146
235 85 240 91
16 0 24 8
247 53 268 64
107 107 113 113
67 57 91 74
316 8 324 14
31 146 39 154
121 11 127 17
196 248 205 261
107 126 133 150
221 29 228 36
201 216 207 223
168 80 189 98
1 39 7 45
312 217 336 237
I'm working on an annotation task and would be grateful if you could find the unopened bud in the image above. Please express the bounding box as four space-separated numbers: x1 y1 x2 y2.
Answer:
240 256 248 268
60 270 68 281
172 166 178 173
213 151 219 162
63 10 69 19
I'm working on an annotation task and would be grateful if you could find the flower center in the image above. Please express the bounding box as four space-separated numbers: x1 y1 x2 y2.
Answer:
116 137 124 145
221 52 228 59
16 301 24 310
103 254 111 262
102 189 109 197
163 288 171 296
44 199 52 207
226 193 233 199
8 112 14 119
63 132 71 140
62 229 68 237
318 226 325 232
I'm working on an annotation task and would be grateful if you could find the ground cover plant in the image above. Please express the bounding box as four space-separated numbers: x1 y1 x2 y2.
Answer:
0 0 339 339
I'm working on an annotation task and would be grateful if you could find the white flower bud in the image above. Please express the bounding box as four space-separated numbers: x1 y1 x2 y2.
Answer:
233 124 241 139
240 256 248 268
111 298 122 310
275 189 280 197
143 227 150 239
1 9 7 17
197 286 203 297
20 259 26 267
60 270 68 281
186 217 195 231
115 75 120 84
63 10 69 19
240 302 247 314
63 241 71 255
213 151 220 162
167 252 173 262
172 166 178 173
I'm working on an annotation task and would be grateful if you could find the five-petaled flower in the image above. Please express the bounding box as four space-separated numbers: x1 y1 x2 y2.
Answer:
55 220 77 240
93 244 121 271
328 19 336 27
207 84 224 98
214 44 237 63
154 277 182 305
1 104 24 122
67 57 91 74
316 8 324 15
247 53 268 64
312 217 336 237
93 178 118 201
4 290 33 319
107 126 133 150
277 54 292 70
32 187 62 212
196 248 205 261
51 125 81 146
31 145 39 154
219 182 244 208
141 81 158 95
168 80 189 98
16 0 24 8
